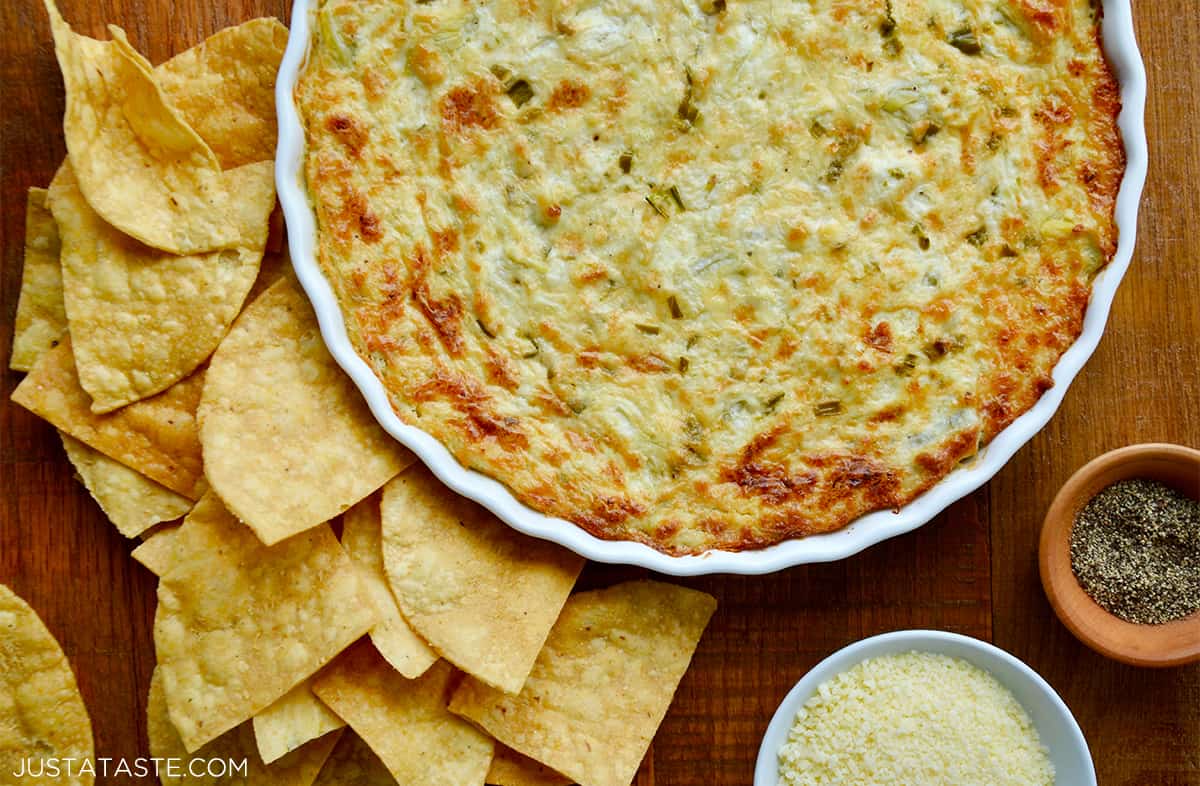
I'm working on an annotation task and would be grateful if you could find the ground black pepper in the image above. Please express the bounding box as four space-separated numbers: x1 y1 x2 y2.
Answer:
1069 478 1200 625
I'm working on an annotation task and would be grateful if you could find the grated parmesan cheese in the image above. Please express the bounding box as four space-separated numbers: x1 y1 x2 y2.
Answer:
778 651 1054 786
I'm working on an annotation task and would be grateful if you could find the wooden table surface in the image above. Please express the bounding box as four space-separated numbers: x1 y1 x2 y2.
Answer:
1 2 1197 784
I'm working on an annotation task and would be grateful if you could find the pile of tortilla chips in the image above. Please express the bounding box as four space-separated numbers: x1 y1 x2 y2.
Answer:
7 6 717 786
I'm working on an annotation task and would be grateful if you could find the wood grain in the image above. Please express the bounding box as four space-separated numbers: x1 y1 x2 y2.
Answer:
1 2 1196 784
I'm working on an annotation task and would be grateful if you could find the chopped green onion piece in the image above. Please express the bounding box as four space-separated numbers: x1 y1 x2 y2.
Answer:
814 400 843 417
679 100 700 125
913 224 931 250
678 70 700 127
894 353 919 375
668 295 683 319
645 195 668 218
678 356 689 373
823 159 844 183
923 336 963 359
506 79 534 107
881 1 897 36
619 151 633 174
668 185 687 211
949 28 982 55
635 323 661 335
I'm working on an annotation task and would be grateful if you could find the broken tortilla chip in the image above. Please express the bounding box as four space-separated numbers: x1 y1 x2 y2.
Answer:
48 161 270 413
253 680 347 766
448 581 716 786
157 18 288 169
199 276 414 545
487 745 574 786
11 339 206 499
10 188 66 371
154 492 376 752
149 667 340 786
381 465 583 693
60 432 192 538
311 730 396 786
44 1 270 255
311 643 493 786
341 495 438 679
0 584 95 786
131 523 181 576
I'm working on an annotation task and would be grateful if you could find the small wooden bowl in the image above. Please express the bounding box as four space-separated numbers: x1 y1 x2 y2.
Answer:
1040 443 1200 667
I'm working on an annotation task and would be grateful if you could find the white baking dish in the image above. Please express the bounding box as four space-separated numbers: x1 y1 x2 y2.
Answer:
275 1 1148 576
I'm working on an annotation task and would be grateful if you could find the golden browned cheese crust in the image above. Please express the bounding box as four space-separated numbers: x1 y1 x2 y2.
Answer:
297 0 1123 554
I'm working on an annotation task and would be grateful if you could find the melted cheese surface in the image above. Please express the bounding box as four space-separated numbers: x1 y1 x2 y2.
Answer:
298 0 1122 553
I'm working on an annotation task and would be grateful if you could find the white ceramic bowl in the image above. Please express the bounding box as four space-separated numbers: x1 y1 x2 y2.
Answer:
275 2 1148 576
754 630 1096 786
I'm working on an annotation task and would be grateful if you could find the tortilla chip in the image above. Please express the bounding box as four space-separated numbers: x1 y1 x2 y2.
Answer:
311 731 396 786
10 188 66 371
11 339 206 498
253 680 347 766
131 523 180 575
149 667 340 786
448 581 716 786
248 249 289 303
199 276 414 545
381 465 583 693
47 161 270 413
487 746 574 786
154 493 376 752
60 432 192 538
0 584 94 786
44 1 271 255
341 495 438 679
157 18 288 169
311 643 493 786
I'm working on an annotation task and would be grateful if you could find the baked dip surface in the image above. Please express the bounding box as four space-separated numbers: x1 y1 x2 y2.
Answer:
297 0 1124 554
